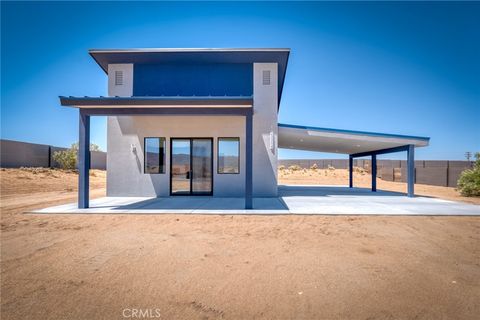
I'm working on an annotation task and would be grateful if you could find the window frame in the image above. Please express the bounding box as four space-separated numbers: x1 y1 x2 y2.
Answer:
144 137 166 174
217 137 240 174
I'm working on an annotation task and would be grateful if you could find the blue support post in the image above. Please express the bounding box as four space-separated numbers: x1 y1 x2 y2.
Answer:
407 144 415 197
349 155 353 188
78 110 90 208
371 154 377 192
245 111 253 209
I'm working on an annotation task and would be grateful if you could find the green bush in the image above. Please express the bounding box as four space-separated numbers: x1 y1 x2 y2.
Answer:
53 146 77 170
457 152 480 197
52 142 102 170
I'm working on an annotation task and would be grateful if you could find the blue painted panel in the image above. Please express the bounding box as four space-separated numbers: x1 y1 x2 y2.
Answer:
245 112 253 209
133 63 253 97
78 110 90 208
407 144 415 197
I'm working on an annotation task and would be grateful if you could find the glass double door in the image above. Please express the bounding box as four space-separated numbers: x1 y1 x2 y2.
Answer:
170 138 213 195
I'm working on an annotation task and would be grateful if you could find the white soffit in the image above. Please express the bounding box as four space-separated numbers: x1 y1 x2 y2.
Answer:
278 124 429 155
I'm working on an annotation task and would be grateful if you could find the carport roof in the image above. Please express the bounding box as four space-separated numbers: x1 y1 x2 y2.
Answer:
278 123 429 155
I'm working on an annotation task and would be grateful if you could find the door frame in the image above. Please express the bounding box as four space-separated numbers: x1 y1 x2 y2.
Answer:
169 137 214 196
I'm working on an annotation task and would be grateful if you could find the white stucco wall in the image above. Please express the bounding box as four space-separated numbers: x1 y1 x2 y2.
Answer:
252 63 278 196
108 64 133 97
107 115 246 197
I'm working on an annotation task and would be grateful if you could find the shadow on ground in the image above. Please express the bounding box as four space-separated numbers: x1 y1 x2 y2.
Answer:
278 185 407 197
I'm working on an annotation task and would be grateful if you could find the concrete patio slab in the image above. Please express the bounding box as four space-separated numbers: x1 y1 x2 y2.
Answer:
30 185 480 215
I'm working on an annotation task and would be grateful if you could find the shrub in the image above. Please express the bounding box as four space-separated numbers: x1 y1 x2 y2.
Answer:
354 166 366 175
457 152 480 197
52 142 102 170
278 165 286 171
310 163 318 170
288 165 301 171
327 164 335 171
53 147 77 170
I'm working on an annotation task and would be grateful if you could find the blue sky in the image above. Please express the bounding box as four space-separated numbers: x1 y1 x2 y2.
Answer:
1 1 479 160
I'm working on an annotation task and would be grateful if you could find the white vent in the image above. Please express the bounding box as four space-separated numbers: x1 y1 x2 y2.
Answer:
262 70 271 85
115 70 123 86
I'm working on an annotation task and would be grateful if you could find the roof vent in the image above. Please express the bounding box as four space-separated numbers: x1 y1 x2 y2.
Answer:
262 70 271 85
115 70 123 86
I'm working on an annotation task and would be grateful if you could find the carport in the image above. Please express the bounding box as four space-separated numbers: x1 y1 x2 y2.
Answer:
278 124 430 197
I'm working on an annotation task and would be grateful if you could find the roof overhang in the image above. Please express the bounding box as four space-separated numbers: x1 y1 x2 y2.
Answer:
88 48 290 108
278 123 430 155
60 96 253 109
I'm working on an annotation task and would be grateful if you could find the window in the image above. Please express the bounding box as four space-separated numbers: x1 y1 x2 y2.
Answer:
144 138 165 174
218 138 240 174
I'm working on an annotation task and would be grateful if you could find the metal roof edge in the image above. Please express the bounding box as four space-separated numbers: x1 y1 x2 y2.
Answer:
278 123 430 142
59 95 254 106
88 48 291 54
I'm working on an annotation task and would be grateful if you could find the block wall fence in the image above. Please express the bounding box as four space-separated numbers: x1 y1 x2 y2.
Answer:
0 139 106 170
279 158 474 188
1 139 473 188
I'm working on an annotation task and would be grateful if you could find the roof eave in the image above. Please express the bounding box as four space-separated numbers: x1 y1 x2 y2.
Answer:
59 96 254 107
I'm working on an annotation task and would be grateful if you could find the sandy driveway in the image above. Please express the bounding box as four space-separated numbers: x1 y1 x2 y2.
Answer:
1 168 479 319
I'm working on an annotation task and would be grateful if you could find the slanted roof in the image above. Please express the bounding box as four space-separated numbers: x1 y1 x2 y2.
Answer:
278 123 430 155
89 48 290 108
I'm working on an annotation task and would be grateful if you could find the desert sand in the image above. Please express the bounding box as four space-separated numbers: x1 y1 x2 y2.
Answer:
1 168 479 319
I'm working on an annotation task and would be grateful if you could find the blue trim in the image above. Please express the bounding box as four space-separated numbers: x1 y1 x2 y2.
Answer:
245 112 253 209
60 96 253 106
407 144 415 197
350 145 411 158
78 110 90 209
371 154 377 192
76 107 252 116
349 155 353 188
350 144 415 197
278 123 430 142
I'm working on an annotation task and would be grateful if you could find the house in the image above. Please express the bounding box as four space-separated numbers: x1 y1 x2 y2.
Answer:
60 48 429 209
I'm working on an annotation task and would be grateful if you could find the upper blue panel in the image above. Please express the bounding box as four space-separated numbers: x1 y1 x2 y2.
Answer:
133 63 252 97
89 48 290 108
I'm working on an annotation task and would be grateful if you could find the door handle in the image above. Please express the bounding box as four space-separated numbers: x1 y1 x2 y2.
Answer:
186 171 190 179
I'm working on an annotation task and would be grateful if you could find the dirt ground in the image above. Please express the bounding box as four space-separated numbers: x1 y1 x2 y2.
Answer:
1 168 479 319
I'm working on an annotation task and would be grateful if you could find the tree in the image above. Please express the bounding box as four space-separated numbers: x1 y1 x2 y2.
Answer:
52 142 102 170
457 152 480 197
